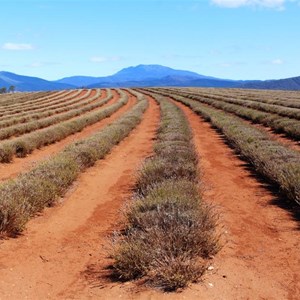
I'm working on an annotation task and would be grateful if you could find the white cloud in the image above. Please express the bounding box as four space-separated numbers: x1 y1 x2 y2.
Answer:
271 58 284 64
90 56 121 63
26 61 62 68
211 0 285 9
2 43 34 51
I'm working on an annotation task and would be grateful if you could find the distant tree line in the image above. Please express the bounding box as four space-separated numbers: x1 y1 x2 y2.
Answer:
0 86 16 94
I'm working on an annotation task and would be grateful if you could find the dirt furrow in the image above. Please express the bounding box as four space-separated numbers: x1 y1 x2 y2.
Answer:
252 122 300 152
59 94 298 300
171 94 300 152
0 89 101 141
170 101 299 300
0 89 86 119
201 100 300 151
0 90 135 181
97 95 299 300
0 96 160 299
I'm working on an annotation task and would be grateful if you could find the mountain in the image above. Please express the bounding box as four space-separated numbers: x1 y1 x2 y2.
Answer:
87 75 243 89
57 64 268 89
240 76 300 90
56 76 103 87
56 64 218 87
110 64 217 81
1 66 300 91
0 71 75 92
85 66 300 90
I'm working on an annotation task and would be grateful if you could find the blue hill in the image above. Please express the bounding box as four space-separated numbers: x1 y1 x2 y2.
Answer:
56 64 219 87
0 71 75 91
1 65 300 91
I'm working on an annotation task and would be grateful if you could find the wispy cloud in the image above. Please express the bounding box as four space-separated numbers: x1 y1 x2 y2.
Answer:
260 58 285 65
271 58 284 64
211 0 286 9
29 62 43 68
26 61 62 68
90 56 121 63
2 42 34 51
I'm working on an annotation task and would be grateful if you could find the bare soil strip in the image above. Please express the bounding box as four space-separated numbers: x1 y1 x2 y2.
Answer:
0 90 67 111
0 90 95 143
204 102 300 151
1 90 85 119
169 101 299 300
0 90 135 181
174 95 300 152
252 122 300 152
199 100 300 152
0 89 100 141
1 94 299 300
0 96 160 299
87 97 299 300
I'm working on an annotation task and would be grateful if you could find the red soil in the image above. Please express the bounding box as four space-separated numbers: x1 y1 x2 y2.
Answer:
0 89 98 143
169 101 299 300
253 123 300 152
74 99 300 299
0 89 85 118
0 90 136 181
0 95 299 299
204 100 300 152
73 99 299 300
0 96 160 299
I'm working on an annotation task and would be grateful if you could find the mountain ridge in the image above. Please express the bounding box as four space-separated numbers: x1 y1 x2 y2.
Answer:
1 65 300 91
0 71 75 91
55 64 219 87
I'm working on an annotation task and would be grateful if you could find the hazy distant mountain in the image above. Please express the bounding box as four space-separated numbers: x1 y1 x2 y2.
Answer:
85 66 300 90
1 65 300 91
56 64 218 87
110 64 217 81
87 75 243 88
0 71 74 91
56 76 103 87
240 76 300 90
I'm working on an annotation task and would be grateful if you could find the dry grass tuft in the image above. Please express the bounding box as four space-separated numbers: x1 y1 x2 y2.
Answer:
0 90 148 235
111 94 219 290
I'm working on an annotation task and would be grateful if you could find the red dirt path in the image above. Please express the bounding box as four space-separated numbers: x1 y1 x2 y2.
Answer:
0 90 136 181
0 96 160 299
254 123 300 152
0 95 299 299
1 89 86 118
172 101 300 300
193 99 300 152
76 98 300 299
77 99 299 300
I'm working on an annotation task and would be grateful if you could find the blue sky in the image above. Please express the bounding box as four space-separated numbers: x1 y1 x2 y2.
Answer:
0 0 299 80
